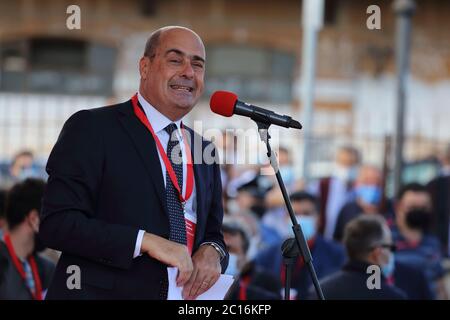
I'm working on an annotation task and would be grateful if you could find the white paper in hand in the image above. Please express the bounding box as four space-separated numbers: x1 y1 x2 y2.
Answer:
167 267 234 300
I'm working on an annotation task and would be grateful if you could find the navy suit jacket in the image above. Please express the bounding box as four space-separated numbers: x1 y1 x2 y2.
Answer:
40 99 228 299
254 235 346 299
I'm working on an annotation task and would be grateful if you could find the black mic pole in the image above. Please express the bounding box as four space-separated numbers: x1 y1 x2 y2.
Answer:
255 120 325 300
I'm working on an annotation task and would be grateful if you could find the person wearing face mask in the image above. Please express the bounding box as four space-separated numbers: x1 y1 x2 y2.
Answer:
391 183 447 299
254 191 346 300
4 151 44 189
0 179 55 300
308 146 360 241
309 215 406 300
427 144 450 256
333 165 384 242
222 220 282 300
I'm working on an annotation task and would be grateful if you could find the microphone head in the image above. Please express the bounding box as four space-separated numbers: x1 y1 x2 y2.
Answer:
210 91 238 117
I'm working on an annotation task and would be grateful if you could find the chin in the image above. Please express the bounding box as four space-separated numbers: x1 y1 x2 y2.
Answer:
173 98 197 110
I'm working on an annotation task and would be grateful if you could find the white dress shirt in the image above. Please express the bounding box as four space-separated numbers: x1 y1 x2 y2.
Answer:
133 92 197 258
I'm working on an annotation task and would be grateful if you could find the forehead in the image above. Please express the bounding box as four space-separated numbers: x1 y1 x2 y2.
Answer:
158 29 205 59
358 167 381 181
224 231 243 248
292 200 317 212
401 191 430 205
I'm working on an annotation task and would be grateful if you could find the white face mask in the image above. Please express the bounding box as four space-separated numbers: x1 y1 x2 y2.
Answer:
246 237 259 261
225 253 240 276
381 252 395 278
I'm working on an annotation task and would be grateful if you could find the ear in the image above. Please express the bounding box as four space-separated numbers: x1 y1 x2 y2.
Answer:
27 209 40 232
367 247 382 265
139 56 150 80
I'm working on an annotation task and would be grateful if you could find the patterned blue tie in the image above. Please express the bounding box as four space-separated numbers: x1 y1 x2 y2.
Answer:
22 259 36 297
160 123 187 299
164 123 187 245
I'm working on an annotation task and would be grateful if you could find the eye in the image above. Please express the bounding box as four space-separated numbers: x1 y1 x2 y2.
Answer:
193 63 204 69
169 59 181 64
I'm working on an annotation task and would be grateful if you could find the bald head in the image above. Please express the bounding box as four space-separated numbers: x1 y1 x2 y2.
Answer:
144 26 205 60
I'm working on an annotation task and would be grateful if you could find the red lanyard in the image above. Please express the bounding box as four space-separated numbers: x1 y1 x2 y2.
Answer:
3 233 43 300
239 275 251 300
131 93 194 205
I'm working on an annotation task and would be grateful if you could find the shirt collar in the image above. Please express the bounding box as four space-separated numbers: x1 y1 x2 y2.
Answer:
137 91 183 135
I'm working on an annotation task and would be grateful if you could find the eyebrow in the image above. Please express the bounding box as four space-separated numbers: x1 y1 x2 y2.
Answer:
165 48 205 64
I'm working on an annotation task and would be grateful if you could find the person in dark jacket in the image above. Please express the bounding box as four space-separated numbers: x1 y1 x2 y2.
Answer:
222 220 282 300
255 191 346 299
333 165 383 242
427 144 450 256
393 261 434 300
0 179 55 300
309 214 406 300
390 183 447 299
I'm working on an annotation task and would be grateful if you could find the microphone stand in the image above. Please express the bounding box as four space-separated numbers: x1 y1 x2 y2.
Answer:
282 238 300 300
255 121 325 300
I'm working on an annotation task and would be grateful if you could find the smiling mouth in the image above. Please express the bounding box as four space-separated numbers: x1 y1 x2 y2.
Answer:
170 85 194 93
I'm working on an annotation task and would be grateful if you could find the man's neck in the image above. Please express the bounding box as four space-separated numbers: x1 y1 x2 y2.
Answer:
9 228 34 260
138 88 186 122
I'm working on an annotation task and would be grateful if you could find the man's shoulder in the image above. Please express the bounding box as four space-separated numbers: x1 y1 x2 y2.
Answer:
315 235 345 257
80 100 131 119
61 100 131 133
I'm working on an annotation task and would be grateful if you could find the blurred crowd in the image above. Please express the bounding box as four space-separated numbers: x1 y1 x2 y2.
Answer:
1 142 450 300
219 140 450 300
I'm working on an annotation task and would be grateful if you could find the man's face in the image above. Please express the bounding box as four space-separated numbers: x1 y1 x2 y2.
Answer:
11 154 33 177
374 225 394 271
140 29 205 119
397 191 431 222
223 231 246 269
291 200 317 218
336 149 357 168
288 200 318 239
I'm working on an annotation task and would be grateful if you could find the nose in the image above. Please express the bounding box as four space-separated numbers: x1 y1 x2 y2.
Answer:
181 61 195 79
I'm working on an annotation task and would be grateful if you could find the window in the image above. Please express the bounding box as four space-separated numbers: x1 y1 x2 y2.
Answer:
0 38 116 95
205 46 296 104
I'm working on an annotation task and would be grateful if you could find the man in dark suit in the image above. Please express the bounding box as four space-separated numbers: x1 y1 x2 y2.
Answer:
221 220 282 300
255 192 346 299
427 145 450 256
309 215 406 300
40 26 228 300
0 179 55 300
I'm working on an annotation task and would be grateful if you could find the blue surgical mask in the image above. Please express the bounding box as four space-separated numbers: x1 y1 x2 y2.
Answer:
355 185 382 206
225 253 240 277
279 166 295 186
18 166 41 181
291 215 317 241
381 252 395 278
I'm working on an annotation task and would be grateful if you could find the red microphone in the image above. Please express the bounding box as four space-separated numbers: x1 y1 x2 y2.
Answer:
209 91 302 129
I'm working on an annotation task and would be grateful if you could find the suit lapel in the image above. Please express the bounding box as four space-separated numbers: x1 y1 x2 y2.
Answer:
116 100 167 213
186 127 206 249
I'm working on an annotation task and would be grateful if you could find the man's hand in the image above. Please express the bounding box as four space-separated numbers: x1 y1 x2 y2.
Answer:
182 244 221 300
141 232 193 286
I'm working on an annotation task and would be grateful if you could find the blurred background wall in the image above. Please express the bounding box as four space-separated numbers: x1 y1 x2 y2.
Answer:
0 0 449 190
